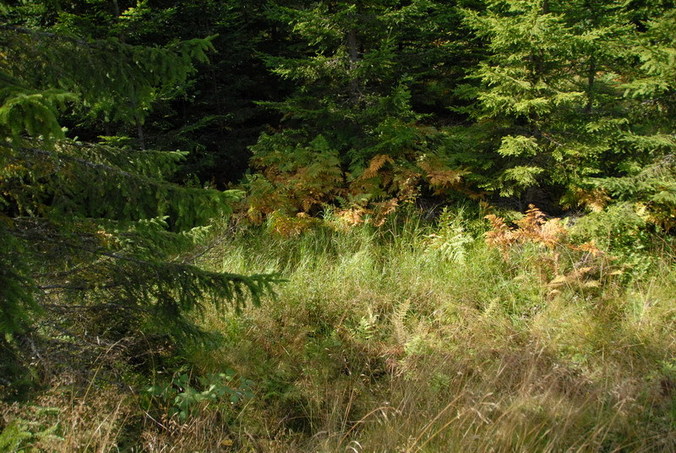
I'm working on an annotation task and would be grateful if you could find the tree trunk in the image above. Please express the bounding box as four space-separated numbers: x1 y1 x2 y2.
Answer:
347 28 360 103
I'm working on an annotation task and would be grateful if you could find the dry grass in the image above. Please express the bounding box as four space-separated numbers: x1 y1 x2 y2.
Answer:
2 211 674 451
184 215 675 452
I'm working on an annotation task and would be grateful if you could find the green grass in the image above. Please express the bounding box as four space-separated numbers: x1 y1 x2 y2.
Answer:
3 209 673 452
181 213 675 452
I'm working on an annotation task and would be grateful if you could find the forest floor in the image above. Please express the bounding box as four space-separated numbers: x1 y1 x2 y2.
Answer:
2 208 675 452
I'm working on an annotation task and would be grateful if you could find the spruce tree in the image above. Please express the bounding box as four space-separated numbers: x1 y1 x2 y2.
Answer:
457 0 675 220
0 2 277 395
247 1 476 222
602 4 676 229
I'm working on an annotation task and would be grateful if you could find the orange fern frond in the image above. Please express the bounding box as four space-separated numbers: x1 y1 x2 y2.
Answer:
361 154 395 180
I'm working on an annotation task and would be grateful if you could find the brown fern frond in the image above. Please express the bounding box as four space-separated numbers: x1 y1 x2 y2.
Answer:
571 188 611 212
268 211 319 237
335 207 368 228
485 214 517 253
418 158 469 195
361 154 394 180
516 205 546 236
371 198 399 226
538 219 567 248
573 240 603 257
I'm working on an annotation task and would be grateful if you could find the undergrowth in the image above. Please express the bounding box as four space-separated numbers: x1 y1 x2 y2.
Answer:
2 205 674 452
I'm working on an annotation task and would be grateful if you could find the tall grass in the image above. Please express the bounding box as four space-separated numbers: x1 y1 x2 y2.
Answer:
185 212 675 452
3 209 673 451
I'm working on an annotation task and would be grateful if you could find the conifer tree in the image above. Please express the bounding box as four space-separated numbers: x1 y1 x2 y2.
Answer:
457 0 675 220
247 0 476 221
601 4 676 229
0 2 277 393
66 0 290 185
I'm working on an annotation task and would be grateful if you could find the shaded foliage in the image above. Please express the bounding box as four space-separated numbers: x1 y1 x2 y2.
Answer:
0 1 279 399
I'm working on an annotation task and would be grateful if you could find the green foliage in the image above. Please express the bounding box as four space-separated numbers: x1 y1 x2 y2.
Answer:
456 0 675 214
590 158 676 231
146 369 254 421
246 1 475 220
569 203 665 279
244 0 674 228
1 2 674 450
107 0 295 185
0 85 75 144
0 417 60 453
0 421 32 453
0 230 38 336
423 207 474 263
181 212 675 451
0 1 279 397
1 23 214 127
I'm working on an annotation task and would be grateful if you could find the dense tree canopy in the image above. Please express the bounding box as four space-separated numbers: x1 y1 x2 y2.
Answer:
240 0 674 226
